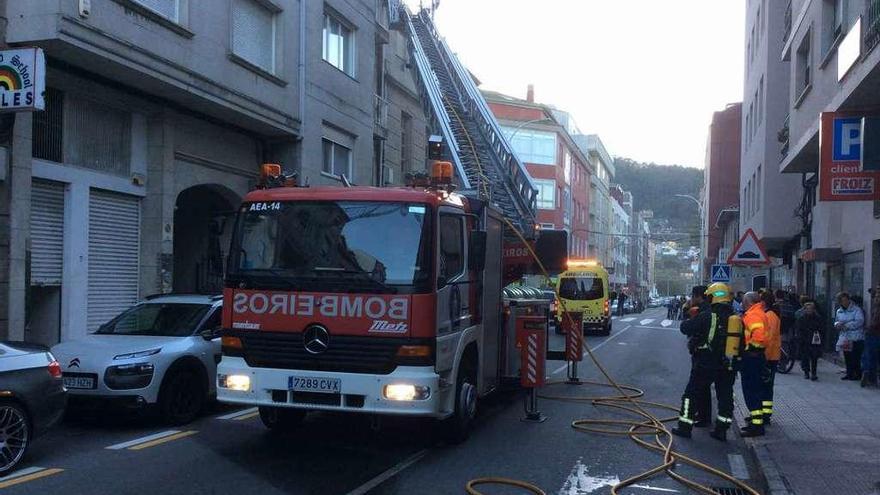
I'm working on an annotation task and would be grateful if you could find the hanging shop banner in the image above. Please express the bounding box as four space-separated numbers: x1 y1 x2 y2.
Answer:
819 112 880 201
0 47 45 113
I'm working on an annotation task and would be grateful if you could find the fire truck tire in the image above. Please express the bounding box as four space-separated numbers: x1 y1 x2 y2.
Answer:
443 356 477 444
258 406 306 431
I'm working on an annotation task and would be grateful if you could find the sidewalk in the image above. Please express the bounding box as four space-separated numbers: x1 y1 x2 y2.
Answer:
734 359 880 495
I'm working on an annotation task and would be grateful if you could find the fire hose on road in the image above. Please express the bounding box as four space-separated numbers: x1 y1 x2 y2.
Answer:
463 218 761 495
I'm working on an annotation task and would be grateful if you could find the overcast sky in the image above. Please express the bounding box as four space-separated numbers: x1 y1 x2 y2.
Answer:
403 0 745 168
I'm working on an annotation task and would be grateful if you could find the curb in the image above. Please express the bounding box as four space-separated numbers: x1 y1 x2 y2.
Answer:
743 437 795 495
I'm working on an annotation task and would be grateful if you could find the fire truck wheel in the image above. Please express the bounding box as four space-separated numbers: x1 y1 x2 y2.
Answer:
258 406 306 431
443 357 477 444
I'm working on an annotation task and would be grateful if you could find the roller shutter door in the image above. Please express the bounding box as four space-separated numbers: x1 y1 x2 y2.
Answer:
30 180 65 285
87 189 140 331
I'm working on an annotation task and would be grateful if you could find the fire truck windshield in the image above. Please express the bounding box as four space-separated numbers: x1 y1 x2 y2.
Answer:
228 201 432 294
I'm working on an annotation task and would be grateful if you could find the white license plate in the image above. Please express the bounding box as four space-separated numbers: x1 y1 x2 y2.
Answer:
63 376 95 389
288 376 341 394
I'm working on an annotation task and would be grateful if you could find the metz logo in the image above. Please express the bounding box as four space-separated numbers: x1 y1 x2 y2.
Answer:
369 320 409 334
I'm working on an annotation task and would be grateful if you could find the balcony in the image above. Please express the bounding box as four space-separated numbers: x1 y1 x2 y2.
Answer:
778 114 790 160
783 0 793 43
866 0 880 54
374 94 389 136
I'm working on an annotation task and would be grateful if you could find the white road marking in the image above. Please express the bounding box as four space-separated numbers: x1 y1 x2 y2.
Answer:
217 407 259 420
551 324 634 375
560 459 679 494
661 319 673 327
639 318 654 326
621 317 636 322
0 467 46 482
105 430 182 450
728 453 750 480
345 449 429 495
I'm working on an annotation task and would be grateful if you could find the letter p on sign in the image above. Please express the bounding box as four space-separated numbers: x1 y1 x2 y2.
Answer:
833 118 862 161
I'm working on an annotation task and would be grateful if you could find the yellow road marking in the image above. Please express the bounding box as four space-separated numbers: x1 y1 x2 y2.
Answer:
128 430 198 450
0 468 64 489
233 411 260 421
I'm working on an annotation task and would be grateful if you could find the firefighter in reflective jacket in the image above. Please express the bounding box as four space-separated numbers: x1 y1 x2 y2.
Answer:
671 283 741 441
740 291 770 437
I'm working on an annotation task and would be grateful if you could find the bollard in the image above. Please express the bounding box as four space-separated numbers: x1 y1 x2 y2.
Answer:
562 311 584 384
516 314 547 422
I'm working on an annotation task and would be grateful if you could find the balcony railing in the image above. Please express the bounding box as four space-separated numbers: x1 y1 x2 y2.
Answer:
866 0 880 54
778 114 790 160
373 94 389 132
783 0 793 43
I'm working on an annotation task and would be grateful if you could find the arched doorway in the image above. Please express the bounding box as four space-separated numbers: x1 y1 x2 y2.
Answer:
173 185 240 294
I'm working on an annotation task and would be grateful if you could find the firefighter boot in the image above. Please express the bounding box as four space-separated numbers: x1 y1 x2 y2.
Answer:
709 424 728 442
739 424 765 438
671 421 692 438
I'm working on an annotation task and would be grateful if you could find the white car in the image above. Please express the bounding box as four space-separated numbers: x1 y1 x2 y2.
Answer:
51 294 222 425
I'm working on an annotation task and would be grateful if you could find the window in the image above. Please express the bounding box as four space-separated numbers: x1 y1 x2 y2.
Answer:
32 88 63 163
322 139 352 178
95 303 211 337
756 165 762 213
439 215 464 283
796 30 812 99
502 127 557 165
534 179 556 210
133 0 180 21
324 13 355 75
401 112 412 174
757 76 764 125
231 0 277 74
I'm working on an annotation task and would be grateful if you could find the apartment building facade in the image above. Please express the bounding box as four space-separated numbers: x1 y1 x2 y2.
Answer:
701 103 742 280
484 88 592 258
574 134 616 269
776 0 880 316
740 0 802 292
0 0 427 344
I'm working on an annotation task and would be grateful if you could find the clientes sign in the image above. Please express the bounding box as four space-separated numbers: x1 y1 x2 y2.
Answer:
819 112 880 202
0 48 45 112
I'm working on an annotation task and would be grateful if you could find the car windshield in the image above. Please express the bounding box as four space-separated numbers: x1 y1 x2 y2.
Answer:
94 303 211 337
559 276 604 301
228 201 432 294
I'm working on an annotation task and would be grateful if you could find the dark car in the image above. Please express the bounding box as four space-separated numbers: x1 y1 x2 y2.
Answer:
0 342 67 475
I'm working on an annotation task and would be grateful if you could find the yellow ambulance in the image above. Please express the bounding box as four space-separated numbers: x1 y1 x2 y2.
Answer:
556 260 612 335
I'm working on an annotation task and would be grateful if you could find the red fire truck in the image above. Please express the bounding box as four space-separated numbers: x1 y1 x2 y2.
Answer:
217 163 562 441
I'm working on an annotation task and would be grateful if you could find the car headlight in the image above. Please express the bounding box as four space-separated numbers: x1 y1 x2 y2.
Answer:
114 348 161 360
104 363 155 390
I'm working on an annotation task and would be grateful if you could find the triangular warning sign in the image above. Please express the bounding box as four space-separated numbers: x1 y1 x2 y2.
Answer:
727 228 770 266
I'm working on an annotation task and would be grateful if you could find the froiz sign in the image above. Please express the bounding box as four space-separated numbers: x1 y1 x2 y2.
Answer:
0 48 45 112
819 112 880 201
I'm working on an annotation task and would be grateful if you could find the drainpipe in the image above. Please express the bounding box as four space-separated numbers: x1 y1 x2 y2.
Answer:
297 0 306 173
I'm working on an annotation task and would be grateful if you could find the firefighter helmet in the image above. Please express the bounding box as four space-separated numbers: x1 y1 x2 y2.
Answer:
705 282 733 303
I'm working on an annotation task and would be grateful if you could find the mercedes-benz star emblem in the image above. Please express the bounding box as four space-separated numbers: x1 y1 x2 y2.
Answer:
303 325 330 355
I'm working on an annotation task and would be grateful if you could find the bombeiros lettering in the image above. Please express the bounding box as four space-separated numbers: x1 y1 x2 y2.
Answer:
233 292 409 320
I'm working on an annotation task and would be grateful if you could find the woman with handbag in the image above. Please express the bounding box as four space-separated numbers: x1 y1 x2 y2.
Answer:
796 302 824 380
835 292 866 381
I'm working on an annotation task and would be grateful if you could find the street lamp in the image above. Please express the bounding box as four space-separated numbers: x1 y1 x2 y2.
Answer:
674 194 705 285
503 118 555 141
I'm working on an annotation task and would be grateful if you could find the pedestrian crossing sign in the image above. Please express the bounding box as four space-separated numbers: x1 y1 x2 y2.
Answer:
711 264 731 283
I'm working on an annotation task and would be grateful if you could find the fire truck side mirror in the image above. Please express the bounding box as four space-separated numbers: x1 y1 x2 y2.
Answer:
468 231 487 272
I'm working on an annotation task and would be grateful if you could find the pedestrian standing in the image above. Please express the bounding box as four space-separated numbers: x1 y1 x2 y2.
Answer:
775 290 797 337
618 291 628 317
761 291 781 424
834 292 865 381
672 283 739 441
667 298 676 320
732 291 745 316
861 288 880 388
796 301 824 380
679 286 712 428
740 292 769 437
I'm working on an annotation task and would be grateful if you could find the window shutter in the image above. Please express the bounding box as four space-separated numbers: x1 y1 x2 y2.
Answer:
232 0 275 72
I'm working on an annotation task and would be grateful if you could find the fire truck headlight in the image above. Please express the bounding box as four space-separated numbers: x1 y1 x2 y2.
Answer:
219 374 251 392
383 384 431 401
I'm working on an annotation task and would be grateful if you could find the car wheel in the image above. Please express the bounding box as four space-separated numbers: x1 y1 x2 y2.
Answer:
442 357 477 444
0 401 30 476
258 407 306 432
602 322 612 336
160 370 205 426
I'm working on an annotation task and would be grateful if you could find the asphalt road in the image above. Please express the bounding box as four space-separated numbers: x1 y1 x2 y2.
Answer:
3 308 763 494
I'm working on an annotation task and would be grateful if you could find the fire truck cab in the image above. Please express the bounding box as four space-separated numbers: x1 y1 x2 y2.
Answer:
217 165 512 441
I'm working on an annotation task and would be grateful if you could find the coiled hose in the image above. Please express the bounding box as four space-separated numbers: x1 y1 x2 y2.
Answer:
463 218 761 495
